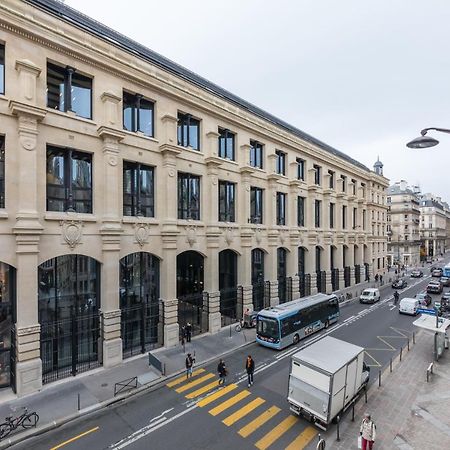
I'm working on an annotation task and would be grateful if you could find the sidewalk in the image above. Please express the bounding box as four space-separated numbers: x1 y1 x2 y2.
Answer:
329 330 450 450
0 325 255 448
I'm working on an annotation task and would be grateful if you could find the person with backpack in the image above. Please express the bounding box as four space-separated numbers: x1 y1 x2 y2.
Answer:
185 353 195 380
217 359 227 386
360 412 377 450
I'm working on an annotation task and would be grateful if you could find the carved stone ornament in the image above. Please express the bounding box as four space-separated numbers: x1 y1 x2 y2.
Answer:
168 168 176 177
224 227 234 245
211 175 218 186
279 229 287 245
108 155 118 166
60 220 83 249
186 225 198 247
134 222 150 248
20 134 37 151
255 227 262 244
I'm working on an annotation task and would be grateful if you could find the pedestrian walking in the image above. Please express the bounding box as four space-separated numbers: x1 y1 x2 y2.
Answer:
379 274 383 284
374 274 379 283
359 413 376 450
186 322 192 343
245 355 255 387
185 353 195 379
217 358 227 385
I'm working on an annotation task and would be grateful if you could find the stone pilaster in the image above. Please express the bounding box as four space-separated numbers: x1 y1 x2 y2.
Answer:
239 165 254 225
207 291 221 333
291 275 300 298
162 298 179 348
269 279 279 307
15 59 41 105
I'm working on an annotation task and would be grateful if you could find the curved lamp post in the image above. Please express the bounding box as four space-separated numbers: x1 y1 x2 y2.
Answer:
406 127 450 149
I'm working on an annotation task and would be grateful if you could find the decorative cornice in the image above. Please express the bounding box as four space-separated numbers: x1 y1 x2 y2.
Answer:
97 126 126 141
9 100 46 121
15 58 41 76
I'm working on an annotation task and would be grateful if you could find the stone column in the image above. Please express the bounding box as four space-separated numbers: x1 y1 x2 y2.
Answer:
305 245 318 295
348 244 356 285
322 245 333 294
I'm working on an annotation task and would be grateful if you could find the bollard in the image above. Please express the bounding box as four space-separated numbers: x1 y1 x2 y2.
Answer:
390 358 392 372
400 346 403 362
336 415 340 441
413 332 416 344
229 323 232 338
77 392 81 411
378 369 381 387
352 402 355 421
364 387 368 403
407 338 410 351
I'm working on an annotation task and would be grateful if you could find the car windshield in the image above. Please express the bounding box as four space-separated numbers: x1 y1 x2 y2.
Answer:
362 290 373 296
257 317 279 339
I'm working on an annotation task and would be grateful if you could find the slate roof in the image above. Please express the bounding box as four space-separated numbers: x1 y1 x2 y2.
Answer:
24 0 372 173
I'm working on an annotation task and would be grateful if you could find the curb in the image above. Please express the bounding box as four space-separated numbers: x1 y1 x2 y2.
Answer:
0 334 255 449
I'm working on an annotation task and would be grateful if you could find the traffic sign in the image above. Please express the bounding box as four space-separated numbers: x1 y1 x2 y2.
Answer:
417 308 436 316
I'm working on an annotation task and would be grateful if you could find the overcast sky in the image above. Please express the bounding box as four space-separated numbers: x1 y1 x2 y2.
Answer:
66 0 450 199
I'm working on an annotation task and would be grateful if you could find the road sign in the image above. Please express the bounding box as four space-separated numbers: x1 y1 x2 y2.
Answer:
417 308 436 316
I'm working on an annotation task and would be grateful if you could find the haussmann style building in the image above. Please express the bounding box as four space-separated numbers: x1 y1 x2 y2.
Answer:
0 0 389 395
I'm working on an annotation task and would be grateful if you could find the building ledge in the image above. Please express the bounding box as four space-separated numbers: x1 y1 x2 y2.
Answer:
44 212 98 222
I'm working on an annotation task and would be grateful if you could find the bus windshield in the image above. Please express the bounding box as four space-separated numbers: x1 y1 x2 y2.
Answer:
257 317 279 340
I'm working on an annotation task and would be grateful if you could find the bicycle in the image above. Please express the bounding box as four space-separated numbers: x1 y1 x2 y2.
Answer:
0 407 39 439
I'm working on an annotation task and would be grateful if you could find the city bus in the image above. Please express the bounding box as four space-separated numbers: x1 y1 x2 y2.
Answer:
443 264 450 278
256 293 340 350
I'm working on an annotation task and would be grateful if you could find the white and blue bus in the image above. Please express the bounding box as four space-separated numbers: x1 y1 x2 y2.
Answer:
443 264 450 278
256 293 340 350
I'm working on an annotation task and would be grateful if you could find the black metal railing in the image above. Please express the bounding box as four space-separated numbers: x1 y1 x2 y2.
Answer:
344 266 351 287
364 263 370 281
286 277 293 302
252 282 265 311
10 326 16 393
331 268 339 292
178 292 207 337
278 277 288 304
220 287 238 327
316 270 326 293
298 273 312 298
355 264 361 284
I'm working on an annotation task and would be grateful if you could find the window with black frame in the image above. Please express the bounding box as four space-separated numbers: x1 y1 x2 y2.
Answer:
328 170 335 189
330 202 335 228
123 91 154 137
297 196 305 227
275 150 286 176
0 136 4 209
342 205 347 229
276 192 286 225
296 158 305 181
341 175 347 192
314 199 321 228
0 44 4 95
313 164 321 185
218 128 235 161
177 112 200 150
250 187 263 224
178 172 201 220
123 161 155 217
46 146 92 213
250 140 263 169
218 180 235 222
47 62 92 119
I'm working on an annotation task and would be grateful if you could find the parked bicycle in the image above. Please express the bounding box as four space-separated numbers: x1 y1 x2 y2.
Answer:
0 407 39 439
235 311 257 332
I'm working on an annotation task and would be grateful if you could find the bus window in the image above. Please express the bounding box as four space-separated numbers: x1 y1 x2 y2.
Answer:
257 317 279 340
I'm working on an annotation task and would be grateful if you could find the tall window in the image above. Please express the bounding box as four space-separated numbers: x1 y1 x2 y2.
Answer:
47 63 92 119
276 192 286 225
0 136 4 208
275 150 286 175
177 112 200 150
353 207 357 229
123 91 154 137
363 209 366 229
46 146 92 213
250 187 263 224
178 173 201 220
313 164 321 185
315 200 321 228
218 128 235 161
351 179 357 195
218 180 235 222
250 140 263 169
123 162 154 217
342 205 347 229
329 203 335 228
0 44 4 95
296 158 305 181
341 175 347 192
297 196 305 227
328 170 335 189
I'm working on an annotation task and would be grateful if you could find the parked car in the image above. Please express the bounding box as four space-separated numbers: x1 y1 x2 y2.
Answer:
392 279 408 289
440 277 450 287
415 292 432 307
441 291 450 302
359 288 381 304
427 281 443 294
432 268 443 277
410 270 423 278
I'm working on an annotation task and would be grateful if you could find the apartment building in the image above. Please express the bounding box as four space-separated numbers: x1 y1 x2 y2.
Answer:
419 193 447 258
0 0 388 395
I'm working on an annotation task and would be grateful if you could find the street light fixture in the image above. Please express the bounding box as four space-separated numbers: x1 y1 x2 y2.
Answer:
406 127 450 149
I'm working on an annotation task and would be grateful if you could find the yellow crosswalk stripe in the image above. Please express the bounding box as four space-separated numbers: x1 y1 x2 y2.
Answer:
185 380 221 399
237 406 281 438
255 415 298 450
197 384 238 407
166 368 205 388
175 373 215 393
285 426 318 450
222 397 265 426
208 390 251 416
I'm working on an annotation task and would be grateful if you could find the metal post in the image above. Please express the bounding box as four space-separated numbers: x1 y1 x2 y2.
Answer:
229 323 232 338
336 415 340 441
77 392 81 411
364 386 368 403
390 358 392 373
400 346 403 362
378 369 381 387
407 338 410 351
352 402 355 421
413 332 415 344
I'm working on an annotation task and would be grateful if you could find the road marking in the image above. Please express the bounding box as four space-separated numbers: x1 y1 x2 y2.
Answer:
197 383 238 407
344 315 356 322
185 380 222 399
209 390 251 416
390 305 396 311
285 426 318 450
238 406 281 438
51 427 99 450
255 415 298 450
166 368 205 388
222 397 265 426
390 327 408 337
364 351 382 367
175 373 215 393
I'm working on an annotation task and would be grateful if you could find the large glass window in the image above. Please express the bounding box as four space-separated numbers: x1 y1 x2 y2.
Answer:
297 196 305 227
0 136 4 209
328 170 335 189
276 192 286 225
341 175 347 192
0 44 4 95
123 161 154 217
353 207 357 229
177 112 200 150
250 187 263 224
47 63 92 119
178 173 201 220
218 128 235 161
296 158 305 181
218 180 235 222
123 91 154 137
46 146 92 213
313 164 321 185
275 150 286 175
250 140 263 169
330 203 335 228
342 205 347 229
315 199 321 228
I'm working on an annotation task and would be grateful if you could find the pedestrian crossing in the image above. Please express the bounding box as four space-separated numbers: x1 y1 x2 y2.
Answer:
166 370 317 449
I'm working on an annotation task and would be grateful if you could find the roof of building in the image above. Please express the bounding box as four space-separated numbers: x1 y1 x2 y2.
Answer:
374 157 383 168
420 199 445 210
387 185 416 195
24 0 374 173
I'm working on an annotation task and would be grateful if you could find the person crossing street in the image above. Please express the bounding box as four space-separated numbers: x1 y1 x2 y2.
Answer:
245 355 255 387
217 359 227 386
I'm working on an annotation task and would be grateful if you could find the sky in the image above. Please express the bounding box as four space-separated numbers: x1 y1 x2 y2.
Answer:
65 0 450 199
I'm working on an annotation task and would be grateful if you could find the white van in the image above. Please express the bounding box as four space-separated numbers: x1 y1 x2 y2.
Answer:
399 297 419 315
359 288 380 304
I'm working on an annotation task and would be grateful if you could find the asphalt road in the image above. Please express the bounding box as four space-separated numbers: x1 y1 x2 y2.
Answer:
12 267 446 450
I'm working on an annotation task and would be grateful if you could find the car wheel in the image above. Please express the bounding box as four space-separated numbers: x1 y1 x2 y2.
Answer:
293 334 300 345
324 320 329 329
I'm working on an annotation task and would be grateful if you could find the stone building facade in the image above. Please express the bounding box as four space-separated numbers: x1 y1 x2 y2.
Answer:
419 194 447 259
0 0 388 395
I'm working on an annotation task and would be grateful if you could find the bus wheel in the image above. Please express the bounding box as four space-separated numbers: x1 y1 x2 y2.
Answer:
293 334 300 344
324 320 329 329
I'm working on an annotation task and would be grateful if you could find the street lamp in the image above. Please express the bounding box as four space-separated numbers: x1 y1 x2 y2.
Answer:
406 127 450 149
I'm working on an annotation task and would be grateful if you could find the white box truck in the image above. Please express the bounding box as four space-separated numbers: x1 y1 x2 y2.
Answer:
287 336 370 430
